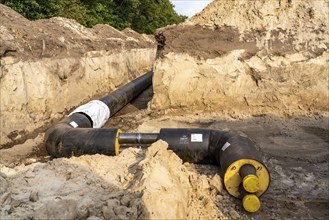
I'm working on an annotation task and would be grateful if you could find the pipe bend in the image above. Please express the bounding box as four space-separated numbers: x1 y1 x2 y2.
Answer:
208 129 270 199
44 113 92 158
208 130 262 165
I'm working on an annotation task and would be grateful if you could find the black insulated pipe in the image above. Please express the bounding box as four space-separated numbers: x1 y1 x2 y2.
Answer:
47 126 270 204
46 126 270 213
157 128 212 163
100 71 153 116
45 71 153 157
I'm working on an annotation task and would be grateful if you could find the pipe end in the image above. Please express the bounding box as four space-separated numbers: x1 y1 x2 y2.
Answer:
242 194 261 213
224 159 270 198
243 175 260 193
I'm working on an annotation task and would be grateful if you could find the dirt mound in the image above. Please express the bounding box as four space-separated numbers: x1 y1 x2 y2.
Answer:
157 0 328 59
0 141 225 219
0 4 155 61
192 0 328 33
152 0 329 117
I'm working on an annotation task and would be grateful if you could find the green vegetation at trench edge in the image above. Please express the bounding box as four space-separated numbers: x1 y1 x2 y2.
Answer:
2 0 187 34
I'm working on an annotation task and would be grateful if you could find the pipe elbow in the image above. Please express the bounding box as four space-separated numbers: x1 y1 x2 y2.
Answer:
44 113 92 158
44 123 72 158
44 113 121 158
209 129 270 199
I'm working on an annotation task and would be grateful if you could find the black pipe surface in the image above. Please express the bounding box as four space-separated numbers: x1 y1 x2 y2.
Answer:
240 164 257 179
100 71 153 116
118 133 159 145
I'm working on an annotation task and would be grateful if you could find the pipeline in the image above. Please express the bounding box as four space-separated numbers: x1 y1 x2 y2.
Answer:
44 71 270 213
45 71 153 156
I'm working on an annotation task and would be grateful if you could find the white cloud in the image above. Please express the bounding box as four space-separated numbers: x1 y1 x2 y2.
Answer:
170 0 213 18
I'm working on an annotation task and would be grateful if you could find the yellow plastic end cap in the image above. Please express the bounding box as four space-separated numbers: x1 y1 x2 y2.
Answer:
243 175 260 193
242 194 261 213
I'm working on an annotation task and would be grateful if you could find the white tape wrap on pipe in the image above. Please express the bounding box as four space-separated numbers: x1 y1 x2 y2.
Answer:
69 100 110 128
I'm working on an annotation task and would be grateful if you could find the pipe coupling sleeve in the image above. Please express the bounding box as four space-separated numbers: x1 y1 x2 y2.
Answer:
70 100 110 128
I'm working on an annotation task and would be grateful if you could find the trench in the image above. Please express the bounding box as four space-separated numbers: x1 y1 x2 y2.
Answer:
1 70 328 220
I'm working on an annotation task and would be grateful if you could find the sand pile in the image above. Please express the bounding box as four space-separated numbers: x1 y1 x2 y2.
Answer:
0 4 156 148
0 141 225 219
151 0 329 117
192 0 328 51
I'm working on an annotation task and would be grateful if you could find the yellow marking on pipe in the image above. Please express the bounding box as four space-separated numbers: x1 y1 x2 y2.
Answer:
115 129 122 156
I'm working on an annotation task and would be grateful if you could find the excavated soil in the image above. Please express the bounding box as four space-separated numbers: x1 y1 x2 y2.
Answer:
152 0 329 117
1 0 329 219
0 4 154 61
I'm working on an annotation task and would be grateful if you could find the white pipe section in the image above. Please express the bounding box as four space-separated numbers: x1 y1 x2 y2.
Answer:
69 100 110 128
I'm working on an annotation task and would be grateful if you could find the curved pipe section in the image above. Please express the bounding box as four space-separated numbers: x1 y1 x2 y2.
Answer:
157 128 270 210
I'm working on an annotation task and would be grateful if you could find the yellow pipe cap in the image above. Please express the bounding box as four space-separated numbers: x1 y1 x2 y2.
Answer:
243 175 260 193
242 194 261 213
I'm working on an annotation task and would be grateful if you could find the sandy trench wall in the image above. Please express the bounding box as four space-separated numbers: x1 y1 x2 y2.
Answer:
0 48 156 147
0 4 157 147
151 0 329 117
151 51 329 117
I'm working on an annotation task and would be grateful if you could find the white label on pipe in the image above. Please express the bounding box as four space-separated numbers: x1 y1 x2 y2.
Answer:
221 142 231 151
69 121 79 128
191 133 203 142
69 100 110 128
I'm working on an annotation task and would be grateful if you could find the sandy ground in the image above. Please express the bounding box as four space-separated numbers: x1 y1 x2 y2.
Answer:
1 88 328 219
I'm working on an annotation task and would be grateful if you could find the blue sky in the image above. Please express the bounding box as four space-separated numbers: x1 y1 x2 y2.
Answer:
170 0 213 18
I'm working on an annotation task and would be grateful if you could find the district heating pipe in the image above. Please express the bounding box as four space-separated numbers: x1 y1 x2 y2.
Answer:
45 71 153 156
44 71 270 213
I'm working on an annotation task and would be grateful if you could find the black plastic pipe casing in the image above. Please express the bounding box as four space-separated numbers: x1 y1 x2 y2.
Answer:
214 131 263 173
158 128 212 163
156 129 270 199
157 129 265 172
45 71 153 157
60 127 119 156
100 71 153 116
45 113 92 157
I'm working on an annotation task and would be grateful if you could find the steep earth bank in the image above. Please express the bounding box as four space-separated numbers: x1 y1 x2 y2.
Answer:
151 0 329 118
